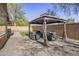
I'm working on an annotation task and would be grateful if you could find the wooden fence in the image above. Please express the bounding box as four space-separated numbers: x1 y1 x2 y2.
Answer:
32 23 79 40
0 26 32 32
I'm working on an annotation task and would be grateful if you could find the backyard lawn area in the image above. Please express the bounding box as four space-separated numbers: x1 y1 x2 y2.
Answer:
20 32 29 37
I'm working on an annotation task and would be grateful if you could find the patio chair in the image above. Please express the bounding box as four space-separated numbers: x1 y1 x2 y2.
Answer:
47 32 63 41
47 32 57 41
30 32 36 40
35 31 43 40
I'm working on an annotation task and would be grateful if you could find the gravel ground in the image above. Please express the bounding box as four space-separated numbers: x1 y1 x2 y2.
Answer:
0 32 79 56
21 39 79 56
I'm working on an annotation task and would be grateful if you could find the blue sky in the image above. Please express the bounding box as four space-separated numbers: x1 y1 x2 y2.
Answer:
21 3 79 22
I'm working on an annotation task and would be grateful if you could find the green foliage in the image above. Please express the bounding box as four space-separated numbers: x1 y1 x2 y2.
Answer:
0 4 7 26
0 17 6 25
7 3 28 26
67 18 75 23
0 3 28 26
16 19 29 26
20 32 29 36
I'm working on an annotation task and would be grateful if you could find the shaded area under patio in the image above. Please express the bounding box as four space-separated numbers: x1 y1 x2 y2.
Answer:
29 14 67 46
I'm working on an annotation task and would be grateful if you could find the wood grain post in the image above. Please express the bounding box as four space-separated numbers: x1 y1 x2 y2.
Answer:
43 19 48 46
28 23 30 38
63 22 67 41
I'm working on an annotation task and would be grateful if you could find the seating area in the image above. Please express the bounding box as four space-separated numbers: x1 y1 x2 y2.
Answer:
29 15 67 46
30 31 62 41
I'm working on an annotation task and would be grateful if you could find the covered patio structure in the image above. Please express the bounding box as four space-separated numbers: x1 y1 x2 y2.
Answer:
29 14 67 46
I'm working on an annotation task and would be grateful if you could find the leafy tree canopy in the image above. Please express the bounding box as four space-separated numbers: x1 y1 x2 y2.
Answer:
51 3 79 16
0 3 29 26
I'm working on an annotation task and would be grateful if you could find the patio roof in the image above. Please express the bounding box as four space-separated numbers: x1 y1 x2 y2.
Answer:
30 15 66 24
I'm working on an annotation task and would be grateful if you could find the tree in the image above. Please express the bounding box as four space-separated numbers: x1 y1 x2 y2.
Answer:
51 3 79 18
0 11 6 25
7 3 28 26
0 3 28 26
16 18 29 26
46 9 56 16
0 17 6 25
40 9 56 16
0 3 10 32
67 18 75 23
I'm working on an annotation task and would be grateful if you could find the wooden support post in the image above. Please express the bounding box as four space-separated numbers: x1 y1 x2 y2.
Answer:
63 22 67 41
43 19 48 46
28 23 30 38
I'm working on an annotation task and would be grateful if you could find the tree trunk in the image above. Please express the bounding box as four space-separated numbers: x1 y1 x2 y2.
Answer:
0 3 9 32
5 16 8 32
